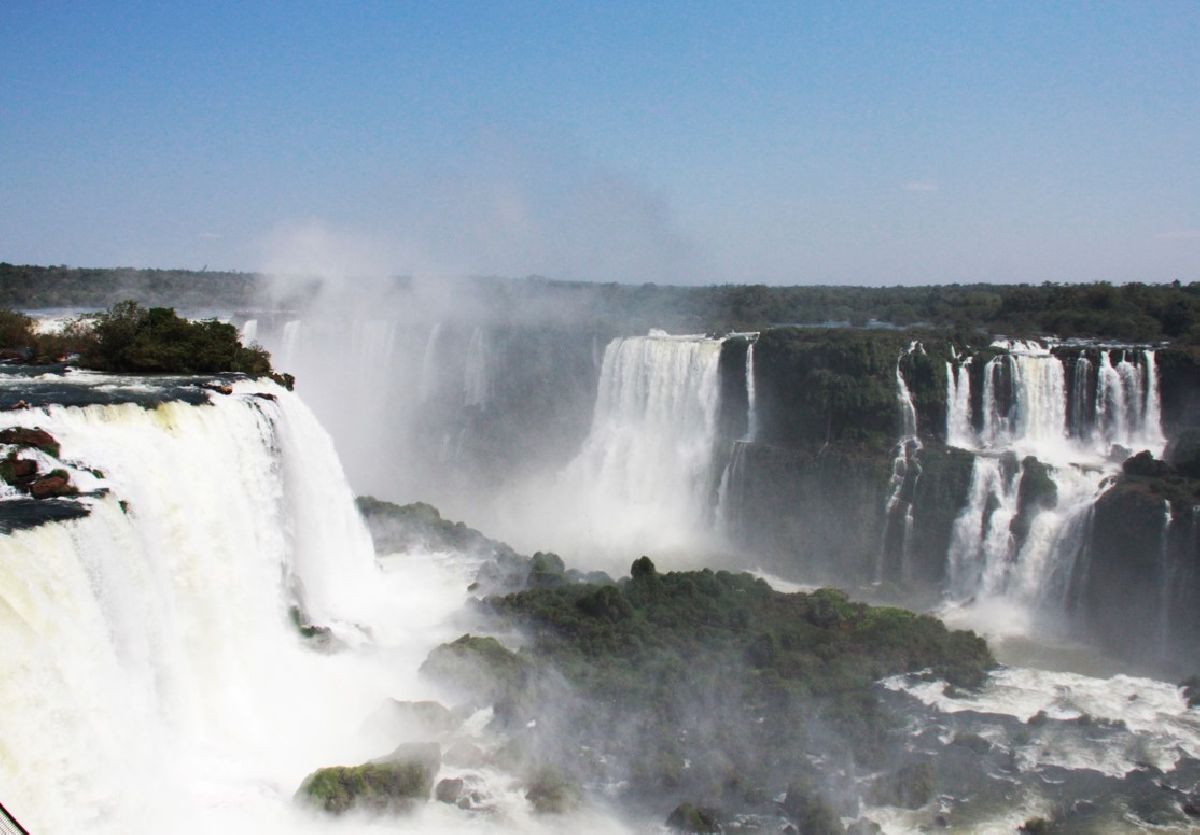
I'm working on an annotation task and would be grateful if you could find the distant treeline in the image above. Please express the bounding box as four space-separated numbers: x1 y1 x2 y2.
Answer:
0 263 313 311
3 262 1198 343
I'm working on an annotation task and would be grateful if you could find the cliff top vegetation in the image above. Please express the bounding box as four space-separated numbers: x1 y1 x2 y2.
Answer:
0 301 284 380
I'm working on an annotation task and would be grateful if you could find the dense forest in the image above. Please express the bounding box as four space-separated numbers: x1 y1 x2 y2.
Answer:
2 262 1198 343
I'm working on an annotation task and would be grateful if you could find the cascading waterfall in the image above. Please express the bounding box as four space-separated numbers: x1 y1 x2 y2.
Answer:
0 381 634 834
878 343 924 583
419 321 443 404
745 338 758 443
557 332 725 560
0 383 403 834
941 342 1167 638
279 320 302 370
715 334 759 541
240 318 258 345
463 326 491 407
945 358 973 448
950 345 1164 459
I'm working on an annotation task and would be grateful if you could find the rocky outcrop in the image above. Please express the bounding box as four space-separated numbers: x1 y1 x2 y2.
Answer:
296 742 440 814
0 427 60 457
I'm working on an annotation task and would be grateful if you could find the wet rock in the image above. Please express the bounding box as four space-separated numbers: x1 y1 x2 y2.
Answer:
386 700 458 735
435 777 464 804
524 770 580 814
1122 450 1171 477
0 427 60 457
666 802 721 832
1166 428 1200 479
30 474 72 499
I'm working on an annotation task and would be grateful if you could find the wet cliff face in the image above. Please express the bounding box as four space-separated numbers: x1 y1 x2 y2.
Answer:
1158 347 1200 436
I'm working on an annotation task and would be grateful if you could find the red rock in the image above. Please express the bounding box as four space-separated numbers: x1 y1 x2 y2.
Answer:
30 475 71 500
0 427 60 456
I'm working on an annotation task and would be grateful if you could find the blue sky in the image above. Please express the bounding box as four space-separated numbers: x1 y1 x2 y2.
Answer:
2 1 1197 284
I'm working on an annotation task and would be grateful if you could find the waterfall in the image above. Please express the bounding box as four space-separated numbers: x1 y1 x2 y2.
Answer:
939 341 1168 645
946 345 1164 461
980 356 1007 447
558 332 725 558
1068 353 1092 439
0 383 411 834
946 455 1023 599
278 320 302 370
945 359 973 448
878 345 923 583
715 441 750 541
1143 350 1166 450
745 339 758 442
462 326 490 407
419 321 443 403
240 318 258 345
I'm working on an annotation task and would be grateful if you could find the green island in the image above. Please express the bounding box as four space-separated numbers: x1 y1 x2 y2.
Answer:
418 555 994 831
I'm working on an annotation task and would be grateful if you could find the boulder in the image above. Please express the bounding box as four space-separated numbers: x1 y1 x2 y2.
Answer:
419 634 529 704
30 474 72 500
524 770 581 814
666 802 721 833
435 778 464 804
0 427 60 457
1122 450 1171 477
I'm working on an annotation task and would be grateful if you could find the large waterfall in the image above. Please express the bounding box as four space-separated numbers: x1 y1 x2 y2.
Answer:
548 332 725 563
939 344 1167 639
0 383 461 834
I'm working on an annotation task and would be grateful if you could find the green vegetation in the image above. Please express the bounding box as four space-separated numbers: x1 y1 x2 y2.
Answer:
82 301 273 375
0 300 290 382
3 263 1198 343
421 559 994 823
754 328 959 450
297 743 439 814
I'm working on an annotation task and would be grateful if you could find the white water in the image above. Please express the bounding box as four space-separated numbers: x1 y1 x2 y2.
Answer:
463 327 490 408
240 318 258 345
548 332 725 564
944 359 973 448
885 667 1200 777
950 347 1166 462
878 345 923 582
0 384 632 834
744 338 758 442
941 344 1166 648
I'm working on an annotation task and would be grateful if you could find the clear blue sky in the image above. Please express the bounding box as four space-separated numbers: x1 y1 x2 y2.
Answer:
2 1 1197 285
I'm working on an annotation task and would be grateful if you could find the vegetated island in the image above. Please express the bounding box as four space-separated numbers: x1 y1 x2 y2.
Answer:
0 301 292 386
306 498 996 833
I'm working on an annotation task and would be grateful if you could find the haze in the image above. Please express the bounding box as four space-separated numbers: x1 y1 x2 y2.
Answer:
2 1 1198 285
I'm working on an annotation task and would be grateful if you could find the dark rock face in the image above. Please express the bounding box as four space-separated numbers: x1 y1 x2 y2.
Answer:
1123 450 1172 478
1166 428 1200 479
666 802 722 833
721 441 890 584
1082 482 1178 665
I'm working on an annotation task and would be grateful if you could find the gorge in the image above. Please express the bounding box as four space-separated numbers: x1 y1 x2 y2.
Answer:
1 280 1199 832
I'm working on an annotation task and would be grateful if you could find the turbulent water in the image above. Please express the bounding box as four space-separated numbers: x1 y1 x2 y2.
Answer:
542 331 726 564
0 379 628 835
938 344 1169 646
